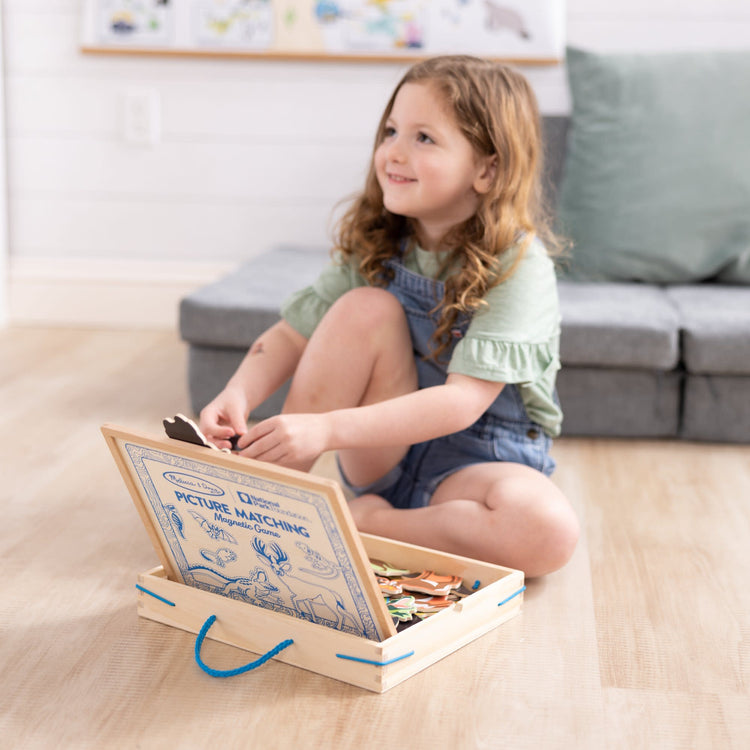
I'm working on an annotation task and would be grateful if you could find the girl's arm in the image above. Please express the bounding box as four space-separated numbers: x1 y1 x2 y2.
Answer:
238 374 504 465
199 320 307 449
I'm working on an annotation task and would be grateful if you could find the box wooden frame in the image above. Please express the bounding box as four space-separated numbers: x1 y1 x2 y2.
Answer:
103 424 525 693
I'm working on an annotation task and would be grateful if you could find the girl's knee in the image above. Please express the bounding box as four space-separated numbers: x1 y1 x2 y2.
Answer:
528 492 580 577
486 473 579 576
545 504 580 572
327 286 405 330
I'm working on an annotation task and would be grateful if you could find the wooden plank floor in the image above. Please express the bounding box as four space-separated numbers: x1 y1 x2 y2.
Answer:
1 327 748 749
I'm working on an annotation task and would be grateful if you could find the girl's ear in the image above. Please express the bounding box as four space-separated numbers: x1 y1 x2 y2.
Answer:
474 154 498 195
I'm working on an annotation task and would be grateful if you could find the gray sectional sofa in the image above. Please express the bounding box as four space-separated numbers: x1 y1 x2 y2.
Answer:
180 55 750 444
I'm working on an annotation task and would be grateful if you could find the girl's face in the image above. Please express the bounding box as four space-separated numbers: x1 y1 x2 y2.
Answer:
374 81 496 251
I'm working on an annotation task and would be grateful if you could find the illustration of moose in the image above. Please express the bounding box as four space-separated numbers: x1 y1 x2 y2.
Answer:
252 537 361 633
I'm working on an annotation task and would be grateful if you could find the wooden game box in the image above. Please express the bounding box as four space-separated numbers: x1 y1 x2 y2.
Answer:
102 423 525 693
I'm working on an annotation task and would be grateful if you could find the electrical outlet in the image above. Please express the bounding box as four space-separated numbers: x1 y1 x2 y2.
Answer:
123 88 161 146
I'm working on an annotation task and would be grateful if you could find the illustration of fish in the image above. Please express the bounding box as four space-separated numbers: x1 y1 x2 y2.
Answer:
295 541 341 579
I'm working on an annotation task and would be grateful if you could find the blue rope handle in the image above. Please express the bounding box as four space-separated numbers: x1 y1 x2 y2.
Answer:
194 614 294 678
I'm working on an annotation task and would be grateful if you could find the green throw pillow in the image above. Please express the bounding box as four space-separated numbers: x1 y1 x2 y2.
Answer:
557 47 750 284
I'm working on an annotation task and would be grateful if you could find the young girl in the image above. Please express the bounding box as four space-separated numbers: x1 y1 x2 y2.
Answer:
199 56 579 577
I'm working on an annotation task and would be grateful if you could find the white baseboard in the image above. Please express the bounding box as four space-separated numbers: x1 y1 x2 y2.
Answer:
8 257 237 329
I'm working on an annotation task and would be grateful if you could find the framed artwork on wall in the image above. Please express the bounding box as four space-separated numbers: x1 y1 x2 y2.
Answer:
80 1 565 64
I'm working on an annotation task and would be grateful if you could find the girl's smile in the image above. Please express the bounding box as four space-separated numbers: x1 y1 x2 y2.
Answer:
385 173 416 183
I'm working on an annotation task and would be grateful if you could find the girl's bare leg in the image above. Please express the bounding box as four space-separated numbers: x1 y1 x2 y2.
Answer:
282 286 418 485
348 462 579 577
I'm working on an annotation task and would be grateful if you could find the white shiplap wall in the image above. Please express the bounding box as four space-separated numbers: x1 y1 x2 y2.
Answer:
4 0 750 326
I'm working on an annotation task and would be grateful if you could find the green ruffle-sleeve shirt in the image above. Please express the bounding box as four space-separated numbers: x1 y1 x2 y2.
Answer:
281 240 563 437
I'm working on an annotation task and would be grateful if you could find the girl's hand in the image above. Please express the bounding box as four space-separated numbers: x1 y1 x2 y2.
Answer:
236 413 332 470
198 386 249 450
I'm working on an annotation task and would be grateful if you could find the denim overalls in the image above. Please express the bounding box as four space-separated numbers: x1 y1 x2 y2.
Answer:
338 254 556 509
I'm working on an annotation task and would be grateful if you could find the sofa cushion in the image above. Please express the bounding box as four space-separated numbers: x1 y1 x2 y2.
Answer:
557 47 750 284
681 375 750 442
558 281 679 369
180 246 329 348
556 367 681 438
666 285 750 375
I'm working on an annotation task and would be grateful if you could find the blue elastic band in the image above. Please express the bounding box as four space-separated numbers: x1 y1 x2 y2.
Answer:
335 650 414 667
497 585 526 607
135 584 176 607
194 614 294 678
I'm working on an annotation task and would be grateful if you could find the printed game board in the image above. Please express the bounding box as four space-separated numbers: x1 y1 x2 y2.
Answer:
102 424 396 641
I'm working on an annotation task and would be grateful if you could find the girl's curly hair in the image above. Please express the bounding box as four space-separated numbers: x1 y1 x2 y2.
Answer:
333 55 562 361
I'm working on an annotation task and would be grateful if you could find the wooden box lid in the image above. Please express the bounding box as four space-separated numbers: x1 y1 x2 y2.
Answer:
101 423 396 641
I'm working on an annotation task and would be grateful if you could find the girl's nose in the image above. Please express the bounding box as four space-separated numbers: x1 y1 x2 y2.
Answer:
384 136 406 163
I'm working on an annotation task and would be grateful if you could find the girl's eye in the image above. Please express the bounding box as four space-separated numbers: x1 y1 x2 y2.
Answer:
417 132 434 144
383 126 396 138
